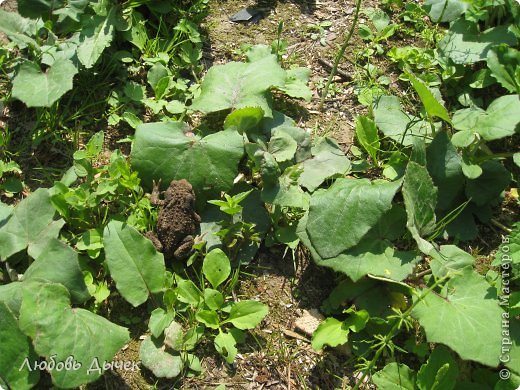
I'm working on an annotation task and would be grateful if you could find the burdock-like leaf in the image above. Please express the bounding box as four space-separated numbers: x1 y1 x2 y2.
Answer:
12 59 78 107
191 55 286 117
0 188 64 261
412 270 502 367
19 282 129 388
305 178 401 259
131 122 244 202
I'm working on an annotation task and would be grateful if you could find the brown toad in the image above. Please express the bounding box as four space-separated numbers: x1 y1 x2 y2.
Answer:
148 179 201 260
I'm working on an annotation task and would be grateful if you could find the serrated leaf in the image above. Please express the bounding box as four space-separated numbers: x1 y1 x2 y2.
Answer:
19 282 129 387
223 300 268 330
139 336 183 378
417 345 458 390
299 137 351 192
0 188 64 261
374 95 431 146
203 248 231 289
412 270 502 367
305 178 401 259
77 8 116 69
454 95 520 141
372 363 416 390
0 302 40 390
131 122 244 202
12 59 78 107
23 238 90 304
103 221 166 307
438 20 517 65
191 55 286 117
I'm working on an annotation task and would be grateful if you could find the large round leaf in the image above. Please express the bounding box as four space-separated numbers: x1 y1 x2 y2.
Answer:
19 282 129 388
190 55 286 117
131 122 244 201
12 59 78 107
139 336 183 378
412 271 502 367
0 188 64 261
305 178 401 259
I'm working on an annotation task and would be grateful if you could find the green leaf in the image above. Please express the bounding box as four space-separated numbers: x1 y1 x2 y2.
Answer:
452 95 520 141
426 132 464 210
438 20 517 65
19 282 129 387
203 248 231 289
176 279 201 305
23 238 90 304
139 336 183 378
0 10 40 48
278 67 312 101
429 245 475 278
298 213 420 282
412 270 503 367
224 107 264 134
372 363 416 390
403 162 437 253
374 96 431 146
311 318 349 351
148 308 174 338
191 55 286 117
77 8 116 69
514 153 520 168
305 178 401 258
417 345 459 390
204 288 224 310
407 72 451 123
164 321 184 351
17 0 64 18
298 137 351 192
268 130 298 162
487 46 520 93
262 166 310 209
196 309 220 329
424 0 468 22
0 302 40 390
465 161 510 206
451 130 476 148
12 59 78 107
103 220 166 307
0 188 64 261
224 300 268 330
355 115 380 163
131 122 244 201
214 331 238 363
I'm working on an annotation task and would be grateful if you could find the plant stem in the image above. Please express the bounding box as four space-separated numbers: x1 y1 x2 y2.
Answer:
318 0 362 110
